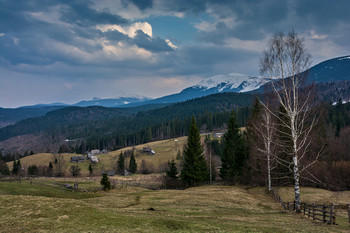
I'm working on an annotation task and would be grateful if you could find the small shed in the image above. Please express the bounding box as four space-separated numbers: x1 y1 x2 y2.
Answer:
214 133 224 138
124 169 132 176
90 156 99 163
143 147 151 153
143 147 155 155
107 170 115 176
71 156 85 163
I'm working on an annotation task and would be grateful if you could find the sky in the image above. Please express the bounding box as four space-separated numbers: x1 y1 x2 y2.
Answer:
1 0 349 108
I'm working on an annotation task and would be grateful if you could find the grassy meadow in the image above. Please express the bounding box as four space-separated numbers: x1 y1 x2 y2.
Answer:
2 136 350 232
6 137 188 176
0 178 349 233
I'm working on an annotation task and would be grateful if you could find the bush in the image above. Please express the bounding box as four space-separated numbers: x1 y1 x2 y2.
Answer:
69 165 81 177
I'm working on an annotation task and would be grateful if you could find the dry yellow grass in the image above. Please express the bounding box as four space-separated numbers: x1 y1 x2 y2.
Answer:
6 137 188 176
1 183 349 233
275 186 350 227
277 187 350 206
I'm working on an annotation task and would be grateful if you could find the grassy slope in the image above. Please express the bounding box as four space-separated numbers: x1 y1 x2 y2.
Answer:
6 137 188 176
0 181 349 233
276 187 350 228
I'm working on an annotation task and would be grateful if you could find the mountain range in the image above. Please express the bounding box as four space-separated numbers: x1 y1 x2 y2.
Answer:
1 55 350 155
1 55 350 129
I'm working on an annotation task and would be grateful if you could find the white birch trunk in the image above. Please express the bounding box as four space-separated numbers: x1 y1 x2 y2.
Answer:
267 154 271 191
293 155 301 211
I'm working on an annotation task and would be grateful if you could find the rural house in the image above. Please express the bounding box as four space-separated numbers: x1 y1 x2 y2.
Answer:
143 147 155 155
70 156 85 163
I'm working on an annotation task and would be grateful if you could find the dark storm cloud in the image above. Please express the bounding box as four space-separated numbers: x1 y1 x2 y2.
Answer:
158 0 348 45
160 0 206 14
60 0 128 27
0 0 174 67
122 0 153 10
133 30 174 52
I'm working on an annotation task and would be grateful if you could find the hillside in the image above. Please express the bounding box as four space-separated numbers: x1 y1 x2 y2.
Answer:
307 56 350 83
0 182 349 232
0 92 254 155
0 106 65 128
6 137 190 176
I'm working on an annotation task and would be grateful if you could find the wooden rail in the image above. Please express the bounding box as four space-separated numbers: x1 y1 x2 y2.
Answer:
270 189 337 225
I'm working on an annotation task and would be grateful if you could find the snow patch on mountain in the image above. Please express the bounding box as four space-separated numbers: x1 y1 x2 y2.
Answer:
338 56 350 61
196 73 269 93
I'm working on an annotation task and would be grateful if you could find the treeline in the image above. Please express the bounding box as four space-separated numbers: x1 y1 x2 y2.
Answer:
0 92 253 156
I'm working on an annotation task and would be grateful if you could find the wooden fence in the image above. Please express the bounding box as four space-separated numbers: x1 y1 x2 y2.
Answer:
270 189 337 225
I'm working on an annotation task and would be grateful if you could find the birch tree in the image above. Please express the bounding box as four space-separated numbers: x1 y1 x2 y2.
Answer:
250 100 276 191
260 30 321 211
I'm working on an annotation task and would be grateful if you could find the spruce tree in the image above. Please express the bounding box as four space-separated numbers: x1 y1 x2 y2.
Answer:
129 151 137 174
12 160 21 176
117 152 125 175
0 154 10 176
47 162 53 176
166 159 178 178
88 163 93 176
181 116 208 186
220 111 245 182
100 173 111 191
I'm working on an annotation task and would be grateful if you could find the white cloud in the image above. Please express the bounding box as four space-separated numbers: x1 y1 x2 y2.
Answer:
97 22 153 38
225 37 267 52
64 83 73 89
304 37 345 63
194 20 215 32
309 30 328 40
100 40 152 60
165 39 177 49
0 33 5 37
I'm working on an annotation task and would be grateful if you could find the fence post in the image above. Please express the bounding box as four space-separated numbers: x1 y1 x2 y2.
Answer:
323 204 326 223
293 200 295 211
330 203 334 225
308 204 310 218
312 202 315 220
303 203 306 215
347 204 350 224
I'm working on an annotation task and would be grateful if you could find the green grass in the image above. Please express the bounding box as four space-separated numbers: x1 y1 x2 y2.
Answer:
0 181 349 233
0 179 101 199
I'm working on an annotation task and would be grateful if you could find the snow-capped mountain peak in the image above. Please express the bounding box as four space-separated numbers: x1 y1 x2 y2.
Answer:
195 73 269 93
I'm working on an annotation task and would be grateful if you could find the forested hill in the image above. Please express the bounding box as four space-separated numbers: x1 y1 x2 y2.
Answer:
0 92 254 154
0 106 65 128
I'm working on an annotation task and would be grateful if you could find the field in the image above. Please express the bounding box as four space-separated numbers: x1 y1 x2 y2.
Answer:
6 137 188 176
0 179 349 233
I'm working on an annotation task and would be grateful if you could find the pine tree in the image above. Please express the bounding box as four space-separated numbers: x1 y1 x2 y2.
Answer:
129 151 137 174
12 160 21 176
220 111 246 182
47 162 53 176
166 160 178 178
100 173 111 191
28 165 38 176
0 153 10 176
88 163 93 176
181 116 208 186
117 152 125 175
